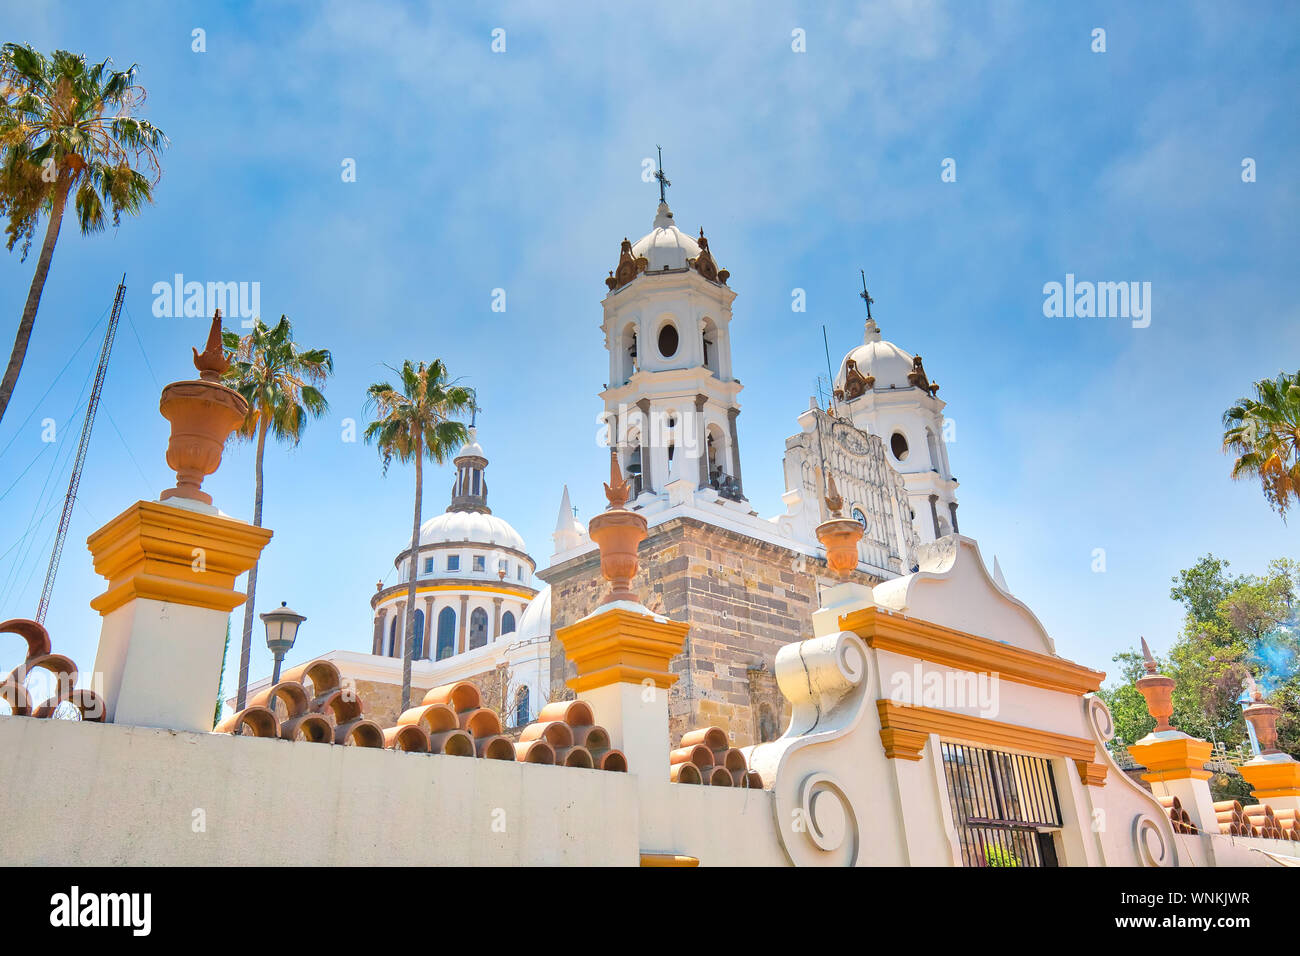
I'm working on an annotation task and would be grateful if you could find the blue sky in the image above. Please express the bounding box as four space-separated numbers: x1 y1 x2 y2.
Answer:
0 0 1296 695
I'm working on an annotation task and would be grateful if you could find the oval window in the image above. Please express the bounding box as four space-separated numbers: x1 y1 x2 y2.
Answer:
890 432 909 461
658 322 679 358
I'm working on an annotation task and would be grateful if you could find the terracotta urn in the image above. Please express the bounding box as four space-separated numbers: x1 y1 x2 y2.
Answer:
815 517 864 578
1135 673 1176 733
1243 689 1281 754
158 311 248 505
588 509 648 603
159 382 248 505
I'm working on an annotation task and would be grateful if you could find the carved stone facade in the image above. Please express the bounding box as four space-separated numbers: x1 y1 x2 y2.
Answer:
778 404 920 576
540 515 882 747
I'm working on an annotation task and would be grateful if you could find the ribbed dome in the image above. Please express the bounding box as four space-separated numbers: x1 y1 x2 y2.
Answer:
631 202 701 272
835 319 918 392
515 584 551 640
419 510 526 552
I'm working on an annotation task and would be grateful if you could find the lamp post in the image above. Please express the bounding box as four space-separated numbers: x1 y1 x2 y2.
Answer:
261 601 306 685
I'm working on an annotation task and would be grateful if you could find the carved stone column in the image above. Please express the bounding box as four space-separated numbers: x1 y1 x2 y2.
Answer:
695 394 709 489
422 596 434 659
492 596 503 641
928 494 940 539
458 594 469 654
948 501 959 534
726 406 744 497
636 397 653 495
371 608 385 655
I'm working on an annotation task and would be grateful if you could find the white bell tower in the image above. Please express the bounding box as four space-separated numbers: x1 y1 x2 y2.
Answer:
599 153 747 511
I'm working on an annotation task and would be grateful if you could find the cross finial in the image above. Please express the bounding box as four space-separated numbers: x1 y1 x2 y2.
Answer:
655 145 671 204
859 269 874 321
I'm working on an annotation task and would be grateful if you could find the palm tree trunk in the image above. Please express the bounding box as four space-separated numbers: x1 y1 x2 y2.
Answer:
401 443 423 713
0 178 72 424
235 419 269 709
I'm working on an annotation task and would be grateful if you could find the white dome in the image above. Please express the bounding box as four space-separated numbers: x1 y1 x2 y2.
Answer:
515 584 551 641
631 202 700 272
836 321 917 392
419 510 526 553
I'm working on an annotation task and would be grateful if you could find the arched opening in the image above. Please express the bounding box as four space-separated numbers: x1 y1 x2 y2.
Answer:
515 686 531 728
625 430 643 497
501 610 516 635
706 422 727 487
469 608 489 649
925 427 940 475
436 607 456 660
658 321 678 359
701 317 719 374
386 616 398 657
890 431 910 462
619 323 638 383
412 609 425 659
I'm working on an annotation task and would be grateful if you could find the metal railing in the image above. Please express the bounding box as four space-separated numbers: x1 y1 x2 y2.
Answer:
940 741 1064 868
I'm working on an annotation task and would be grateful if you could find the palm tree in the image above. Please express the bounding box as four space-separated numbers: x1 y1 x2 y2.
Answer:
1223 370 1300 520
365 360 475 713
0 43 166 423
222 316 333 709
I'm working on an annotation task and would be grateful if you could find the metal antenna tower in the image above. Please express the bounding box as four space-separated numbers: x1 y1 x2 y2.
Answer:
36 275 126 624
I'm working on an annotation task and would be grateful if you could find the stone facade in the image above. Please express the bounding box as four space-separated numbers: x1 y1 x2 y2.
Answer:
540 515 882 747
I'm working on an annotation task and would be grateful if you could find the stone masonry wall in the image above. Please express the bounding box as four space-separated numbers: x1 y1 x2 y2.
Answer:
540 516 881 747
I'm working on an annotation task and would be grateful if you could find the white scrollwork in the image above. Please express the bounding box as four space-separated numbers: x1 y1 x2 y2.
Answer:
1133 814 1176 867
1087 694 1115 744
797 772 859 865
750 631 872 866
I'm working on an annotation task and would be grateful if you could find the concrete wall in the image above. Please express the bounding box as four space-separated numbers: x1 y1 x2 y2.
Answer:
0 717 788 867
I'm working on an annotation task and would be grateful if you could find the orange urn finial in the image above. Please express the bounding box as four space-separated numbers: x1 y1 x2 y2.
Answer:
1242 677 1282 755
587 448 648 604
814 472 863 579
158 312 248 506
1134 637 1176 733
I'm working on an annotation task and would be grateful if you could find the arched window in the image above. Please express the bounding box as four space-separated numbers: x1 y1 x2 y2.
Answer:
501 611 516 635
469 608 488 649
515 686 530 728
436 607 456 660
412 609 425 659
387 616 398 657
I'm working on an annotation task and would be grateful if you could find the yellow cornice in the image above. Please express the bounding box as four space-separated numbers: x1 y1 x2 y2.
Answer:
875 699 1097 764
1238 758 1300 800
557 607 688 691
373 582 536 606
86 500 272 615
842 606 1104 697
1127 735 1213 783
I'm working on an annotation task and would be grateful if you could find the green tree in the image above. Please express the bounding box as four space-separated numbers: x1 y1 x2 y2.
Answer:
1222 371 1300 520
1102 555 1300 758
0 43 166 422
222 316 333 709
364 360 474 713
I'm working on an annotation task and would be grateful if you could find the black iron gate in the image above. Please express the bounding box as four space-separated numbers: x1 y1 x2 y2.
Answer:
940 741 1063 867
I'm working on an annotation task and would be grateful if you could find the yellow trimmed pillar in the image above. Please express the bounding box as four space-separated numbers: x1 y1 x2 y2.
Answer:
88 499 271 733
557 606 688 780
1127 733 1216 832
1238 757 1300 813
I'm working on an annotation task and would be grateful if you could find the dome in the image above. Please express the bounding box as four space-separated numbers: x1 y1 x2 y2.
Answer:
631 202 701 272
835 319 918 393
515 584 551 641
419 510 527 553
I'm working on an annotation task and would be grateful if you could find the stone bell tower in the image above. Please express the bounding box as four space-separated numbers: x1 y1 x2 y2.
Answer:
598 151 747 509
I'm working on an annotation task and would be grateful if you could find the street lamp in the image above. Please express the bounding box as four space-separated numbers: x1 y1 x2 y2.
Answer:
261 601 306 685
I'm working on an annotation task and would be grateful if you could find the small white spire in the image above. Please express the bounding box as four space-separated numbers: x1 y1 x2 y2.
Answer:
552 484 584 553
992 555 1008 592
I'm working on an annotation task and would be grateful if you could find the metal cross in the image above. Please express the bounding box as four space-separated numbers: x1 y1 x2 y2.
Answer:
859 269 874 320
655 145 671 203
